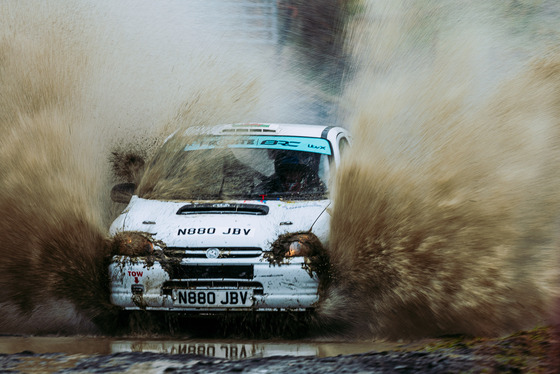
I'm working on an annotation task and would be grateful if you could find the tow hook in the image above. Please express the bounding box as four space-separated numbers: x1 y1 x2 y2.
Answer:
131 284 144 295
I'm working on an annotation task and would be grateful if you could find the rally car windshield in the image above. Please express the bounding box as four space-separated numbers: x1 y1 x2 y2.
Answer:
137 135 332 201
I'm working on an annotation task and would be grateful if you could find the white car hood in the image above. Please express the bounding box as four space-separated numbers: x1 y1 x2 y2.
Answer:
110 196 331 248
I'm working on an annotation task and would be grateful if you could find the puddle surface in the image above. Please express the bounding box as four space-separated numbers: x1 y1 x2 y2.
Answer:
0 336 413 359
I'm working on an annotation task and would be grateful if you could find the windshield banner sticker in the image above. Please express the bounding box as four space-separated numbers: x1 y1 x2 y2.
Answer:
184 136 332 155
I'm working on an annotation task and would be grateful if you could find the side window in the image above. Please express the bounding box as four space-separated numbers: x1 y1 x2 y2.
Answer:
338 137 350 159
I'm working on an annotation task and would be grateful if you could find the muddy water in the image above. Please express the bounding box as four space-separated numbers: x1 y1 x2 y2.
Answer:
0 0 311 335
1 0 560 343
322 0 560 339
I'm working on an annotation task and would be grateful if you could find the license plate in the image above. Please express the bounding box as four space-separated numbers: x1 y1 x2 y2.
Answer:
173 289 253 307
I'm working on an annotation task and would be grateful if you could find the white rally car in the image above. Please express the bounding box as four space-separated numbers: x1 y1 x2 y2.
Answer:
108 123 350 314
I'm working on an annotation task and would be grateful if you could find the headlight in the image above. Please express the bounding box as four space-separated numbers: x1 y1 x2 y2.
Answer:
286 240 312 257
269 232 320 262
267 231 330 288
111 232 154 256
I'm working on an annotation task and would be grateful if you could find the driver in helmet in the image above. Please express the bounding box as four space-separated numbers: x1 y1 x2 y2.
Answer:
255 152 322 194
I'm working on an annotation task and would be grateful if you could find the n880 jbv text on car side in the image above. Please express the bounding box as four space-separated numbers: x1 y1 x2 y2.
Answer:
108 123 350 319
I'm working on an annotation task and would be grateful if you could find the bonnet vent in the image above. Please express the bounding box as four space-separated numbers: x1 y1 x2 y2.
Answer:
177 203 269 215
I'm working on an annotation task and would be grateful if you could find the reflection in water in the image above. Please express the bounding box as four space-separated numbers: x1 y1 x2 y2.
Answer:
0 336 408 359
112 341 317 359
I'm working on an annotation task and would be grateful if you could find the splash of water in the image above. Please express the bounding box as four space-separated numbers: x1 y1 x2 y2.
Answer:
3 0 558 340
0 0 307 334
321 0 560 339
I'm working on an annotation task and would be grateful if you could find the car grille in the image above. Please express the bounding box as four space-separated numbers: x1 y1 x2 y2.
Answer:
166 247 263 258
163 280 262 288
170 265 254 280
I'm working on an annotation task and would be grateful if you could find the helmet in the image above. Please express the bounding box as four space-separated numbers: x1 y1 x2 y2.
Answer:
274 153 311 192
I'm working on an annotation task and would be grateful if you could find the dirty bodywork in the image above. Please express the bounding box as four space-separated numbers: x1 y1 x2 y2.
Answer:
108 123 349 314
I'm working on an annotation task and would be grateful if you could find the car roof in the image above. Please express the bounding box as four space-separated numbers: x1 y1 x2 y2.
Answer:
181 123 346 139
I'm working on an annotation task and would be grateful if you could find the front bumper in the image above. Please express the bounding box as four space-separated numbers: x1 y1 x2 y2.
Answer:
109 256 319 311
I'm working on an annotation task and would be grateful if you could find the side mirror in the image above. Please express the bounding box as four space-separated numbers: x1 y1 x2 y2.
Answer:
111 183 136 204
